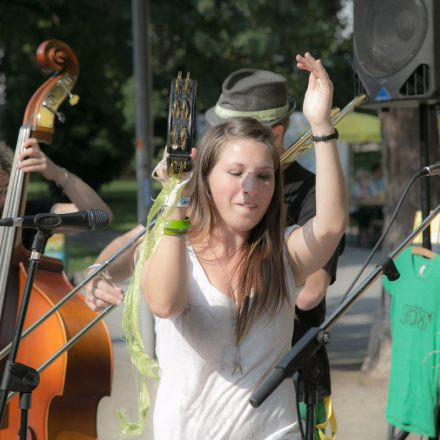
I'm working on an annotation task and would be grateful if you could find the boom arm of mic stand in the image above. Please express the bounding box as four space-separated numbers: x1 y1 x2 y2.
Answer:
250 204 440 408
249 327 329 407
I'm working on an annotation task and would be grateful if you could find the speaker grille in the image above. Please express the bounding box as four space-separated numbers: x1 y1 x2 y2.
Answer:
354 73 367 97
354 0 428 78
399 64 430 96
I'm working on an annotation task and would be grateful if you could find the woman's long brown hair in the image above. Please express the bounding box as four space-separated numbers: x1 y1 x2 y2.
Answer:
188 117 289 344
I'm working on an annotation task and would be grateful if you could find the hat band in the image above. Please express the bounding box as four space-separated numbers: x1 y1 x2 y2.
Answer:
215 102 289 122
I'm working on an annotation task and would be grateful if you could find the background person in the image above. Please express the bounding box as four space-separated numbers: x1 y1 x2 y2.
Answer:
349 167 382 247
370 161 385 221
371 162 385 198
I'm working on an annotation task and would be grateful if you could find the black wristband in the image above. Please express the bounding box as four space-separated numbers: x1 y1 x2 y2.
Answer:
312 128 339 143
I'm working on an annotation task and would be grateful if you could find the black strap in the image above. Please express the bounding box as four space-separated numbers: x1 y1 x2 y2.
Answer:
312 128 339 143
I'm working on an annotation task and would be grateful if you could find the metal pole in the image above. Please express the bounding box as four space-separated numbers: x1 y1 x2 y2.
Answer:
131 0 153 222
0 48 6 140
131 0 155 358
419 103 432 249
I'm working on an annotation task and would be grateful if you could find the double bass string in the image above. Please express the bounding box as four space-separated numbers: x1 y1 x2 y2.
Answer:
0 127 30 313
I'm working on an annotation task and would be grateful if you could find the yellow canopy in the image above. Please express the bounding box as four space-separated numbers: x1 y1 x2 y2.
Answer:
336 111 381 144
337 111 440 144
287 111 381 145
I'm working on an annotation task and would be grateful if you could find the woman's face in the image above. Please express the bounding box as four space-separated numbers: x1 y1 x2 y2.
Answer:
207 137 275 236
0 171 9 212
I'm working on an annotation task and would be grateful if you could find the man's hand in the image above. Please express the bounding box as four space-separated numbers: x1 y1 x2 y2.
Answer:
85 274 124 312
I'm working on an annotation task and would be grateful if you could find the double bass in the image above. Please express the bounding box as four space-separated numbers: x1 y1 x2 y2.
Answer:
0 40 112 439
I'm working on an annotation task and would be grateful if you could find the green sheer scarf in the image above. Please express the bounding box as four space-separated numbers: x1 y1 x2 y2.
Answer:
117 173 191 436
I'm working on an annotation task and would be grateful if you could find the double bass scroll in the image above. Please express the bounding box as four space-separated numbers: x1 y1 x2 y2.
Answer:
0 40 111 440
23 40 80 144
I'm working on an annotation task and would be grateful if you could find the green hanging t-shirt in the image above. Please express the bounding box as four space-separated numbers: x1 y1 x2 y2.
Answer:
382 247 440 437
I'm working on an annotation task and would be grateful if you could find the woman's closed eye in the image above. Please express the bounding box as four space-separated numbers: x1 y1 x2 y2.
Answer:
257 173 273 181
228 170 273 179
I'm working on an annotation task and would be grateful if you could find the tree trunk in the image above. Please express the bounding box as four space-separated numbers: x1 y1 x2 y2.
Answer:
362 106 440 379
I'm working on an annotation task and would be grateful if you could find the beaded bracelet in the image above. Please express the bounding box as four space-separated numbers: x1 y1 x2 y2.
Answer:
163 217 191 236
176 196 191 208
164 195 191 208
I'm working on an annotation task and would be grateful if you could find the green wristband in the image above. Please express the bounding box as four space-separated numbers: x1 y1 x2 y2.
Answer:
163 217 191 236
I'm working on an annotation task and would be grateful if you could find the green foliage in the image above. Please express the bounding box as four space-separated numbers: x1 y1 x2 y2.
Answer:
0 1 134 189
0 0 354 189
26 178 138 274
149 0 353 114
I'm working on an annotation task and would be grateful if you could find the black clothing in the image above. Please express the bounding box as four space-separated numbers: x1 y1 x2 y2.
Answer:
284 162 344 284
22 200 54 250
284 162 345 397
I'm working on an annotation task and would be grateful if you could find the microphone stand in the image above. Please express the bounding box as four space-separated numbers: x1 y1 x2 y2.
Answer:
0 228 51 439
250 204 440 438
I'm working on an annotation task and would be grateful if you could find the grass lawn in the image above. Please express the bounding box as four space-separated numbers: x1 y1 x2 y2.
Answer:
100 179 139 232
63 243 101 274
28 179 140 232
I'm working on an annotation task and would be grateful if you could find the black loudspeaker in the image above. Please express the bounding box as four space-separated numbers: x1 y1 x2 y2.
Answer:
353 0 440 107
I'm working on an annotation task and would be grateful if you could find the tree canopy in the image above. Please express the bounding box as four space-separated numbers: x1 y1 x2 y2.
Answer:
0 0 353 188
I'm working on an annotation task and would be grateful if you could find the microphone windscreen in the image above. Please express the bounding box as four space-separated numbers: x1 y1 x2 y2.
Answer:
88 209 110 231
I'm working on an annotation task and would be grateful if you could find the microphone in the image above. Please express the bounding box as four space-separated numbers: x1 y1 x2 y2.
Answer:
0 209 109 231
421 162 440 176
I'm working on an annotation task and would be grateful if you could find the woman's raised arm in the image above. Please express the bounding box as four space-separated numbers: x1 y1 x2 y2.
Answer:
287 53 348 285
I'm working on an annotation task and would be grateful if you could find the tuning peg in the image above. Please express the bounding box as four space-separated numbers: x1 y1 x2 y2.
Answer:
69 94 80 106
57 111 66 123
57 79 80 106
42 102 66 123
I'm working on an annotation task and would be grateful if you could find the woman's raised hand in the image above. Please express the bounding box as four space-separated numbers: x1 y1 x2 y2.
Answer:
151 147 197 197
296 52 334 130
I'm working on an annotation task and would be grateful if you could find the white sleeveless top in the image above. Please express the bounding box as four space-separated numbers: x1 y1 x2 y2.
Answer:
153 227 300 439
